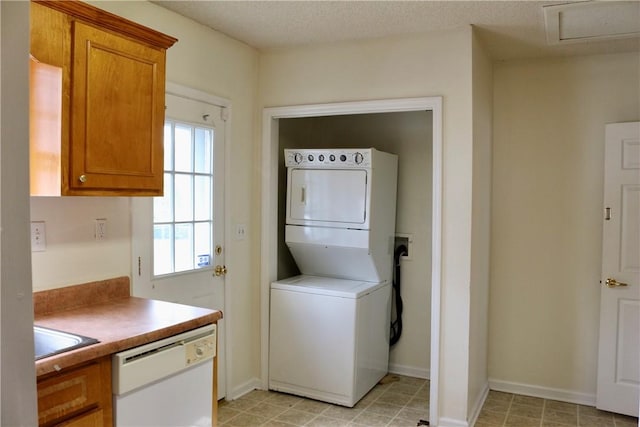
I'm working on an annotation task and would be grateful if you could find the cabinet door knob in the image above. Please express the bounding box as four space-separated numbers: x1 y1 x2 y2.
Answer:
79 175 87 183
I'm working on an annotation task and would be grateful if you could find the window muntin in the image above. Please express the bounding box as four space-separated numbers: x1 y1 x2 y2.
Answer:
153 120 214 276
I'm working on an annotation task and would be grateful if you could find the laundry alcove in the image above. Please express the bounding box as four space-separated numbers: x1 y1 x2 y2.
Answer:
260 97 442 418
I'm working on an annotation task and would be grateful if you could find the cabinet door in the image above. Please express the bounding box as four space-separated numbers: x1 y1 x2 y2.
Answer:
69 21 165 194
37 363 102 426
56 409 103 427
38 357 112 427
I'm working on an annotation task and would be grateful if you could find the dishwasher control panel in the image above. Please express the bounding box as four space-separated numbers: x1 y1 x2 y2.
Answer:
185 331 216 365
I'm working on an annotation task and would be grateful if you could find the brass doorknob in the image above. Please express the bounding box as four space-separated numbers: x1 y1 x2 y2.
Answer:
605 278 628 288
214 265 227 277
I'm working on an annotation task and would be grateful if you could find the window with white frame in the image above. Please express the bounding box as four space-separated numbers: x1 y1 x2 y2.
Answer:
153 120 214 276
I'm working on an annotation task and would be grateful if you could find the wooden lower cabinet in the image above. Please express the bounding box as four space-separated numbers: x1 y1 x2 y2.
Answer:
56 408 103 427
37 357 112 427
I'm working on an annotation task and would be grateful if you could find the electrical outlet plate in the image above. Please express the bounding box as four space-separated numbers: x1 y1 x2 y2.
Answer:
95 218 107 241
31 221 46 252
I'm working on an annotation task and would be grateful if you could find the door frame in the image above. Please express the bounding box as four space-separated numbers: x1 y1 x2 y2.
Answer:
260 97 443 423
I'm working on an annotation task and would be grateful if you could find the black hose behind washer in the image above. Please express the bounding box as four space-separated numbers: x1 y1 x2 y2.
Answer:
390 244 407 347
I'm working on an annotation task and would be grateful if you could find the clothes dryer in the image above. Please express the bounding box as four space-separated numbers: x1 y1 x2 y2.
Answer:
284 148 398 283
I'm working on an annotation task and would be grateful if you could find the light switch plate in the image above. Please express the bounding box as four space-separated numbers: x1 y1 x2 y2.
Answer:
235 223 247 240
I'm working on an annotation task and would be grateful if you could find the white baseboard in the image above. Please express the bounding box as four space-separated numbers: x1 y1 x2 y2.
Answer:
469 382 490 427
388 363 430 380
489 378 596 406
227 377 263 401
437 417 469 427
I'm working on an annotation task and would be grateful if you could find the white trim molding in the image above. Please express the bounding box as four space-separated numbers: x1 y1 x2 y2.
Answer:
489 378 597 406
429 98 443 426
228 377 264 401
388 363 430 380
437 417 469 427
469 382 490 427
165 81 231 108
431 380 488 427
260 96 443 425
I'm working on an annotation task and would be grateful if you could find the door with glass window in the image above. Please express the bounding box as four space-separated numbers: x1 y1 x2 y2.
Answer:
131 89 227 398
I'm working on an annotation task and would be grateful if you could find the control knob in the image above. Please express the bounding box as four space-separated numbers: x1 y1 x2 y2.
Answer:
354 152 364 164
293 153 303 164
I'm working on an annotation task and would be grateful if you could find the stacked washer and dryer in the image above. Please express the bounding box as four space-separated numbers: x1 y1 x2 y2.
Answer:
269 148 398 407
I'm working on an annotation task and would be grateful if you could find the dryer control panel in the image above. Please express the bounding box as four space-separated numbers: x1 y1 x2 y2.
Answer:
285 149 372 168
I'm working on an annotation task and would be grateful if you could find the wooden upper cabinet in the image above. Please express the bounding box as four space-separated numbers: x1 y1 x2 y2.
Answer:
30 0 177 196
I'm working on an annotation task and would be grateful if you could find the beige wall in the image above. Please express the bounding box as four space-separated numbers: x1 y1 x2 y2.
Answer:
490 52 640 398
278 112 433 376
30 0 260 397
260 28 478 424
468 31 493 416
30 197 131 289
12 1 640 422
1 1 39 424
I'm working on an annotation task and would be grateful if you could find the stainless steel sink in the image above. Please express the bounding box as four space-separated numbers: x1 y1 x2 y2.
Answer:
34 325 99 360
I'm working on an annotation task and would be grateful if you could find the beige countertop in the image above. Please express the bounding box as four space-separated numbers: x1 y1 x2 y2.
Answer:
34 277 222 377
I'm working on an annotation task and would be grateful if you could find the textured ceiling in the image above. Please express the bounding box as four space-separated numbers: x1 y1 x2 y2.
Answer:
151 0 640 60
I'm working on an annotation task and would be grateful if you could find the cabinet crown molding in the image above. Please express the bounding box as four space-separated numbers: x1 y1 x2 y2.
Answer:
33 0 178 49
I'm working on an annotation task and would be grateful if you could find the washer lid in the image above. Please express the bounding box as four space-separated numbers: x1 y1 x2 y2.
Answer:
271 275 387 298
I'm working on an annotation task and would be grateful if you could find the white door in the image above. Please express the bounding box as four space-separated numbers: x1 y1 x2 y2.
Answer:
596 121 640 417
131 87 228 399
287 169 368 224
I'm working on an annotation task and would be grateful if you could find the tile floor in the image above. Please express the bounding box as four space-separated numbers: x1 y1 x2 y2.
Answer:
219 375 429 427
477 390 638 427
219 375 639 427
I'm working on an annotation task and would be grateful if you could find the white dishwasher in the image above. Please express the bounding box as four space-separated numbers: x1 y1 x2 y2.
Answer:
112 324 216 427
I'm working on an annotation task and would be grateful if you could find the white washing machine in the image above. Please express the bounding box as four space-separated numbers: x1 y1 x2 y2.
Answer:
269 275 391 407
269 148 398 407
